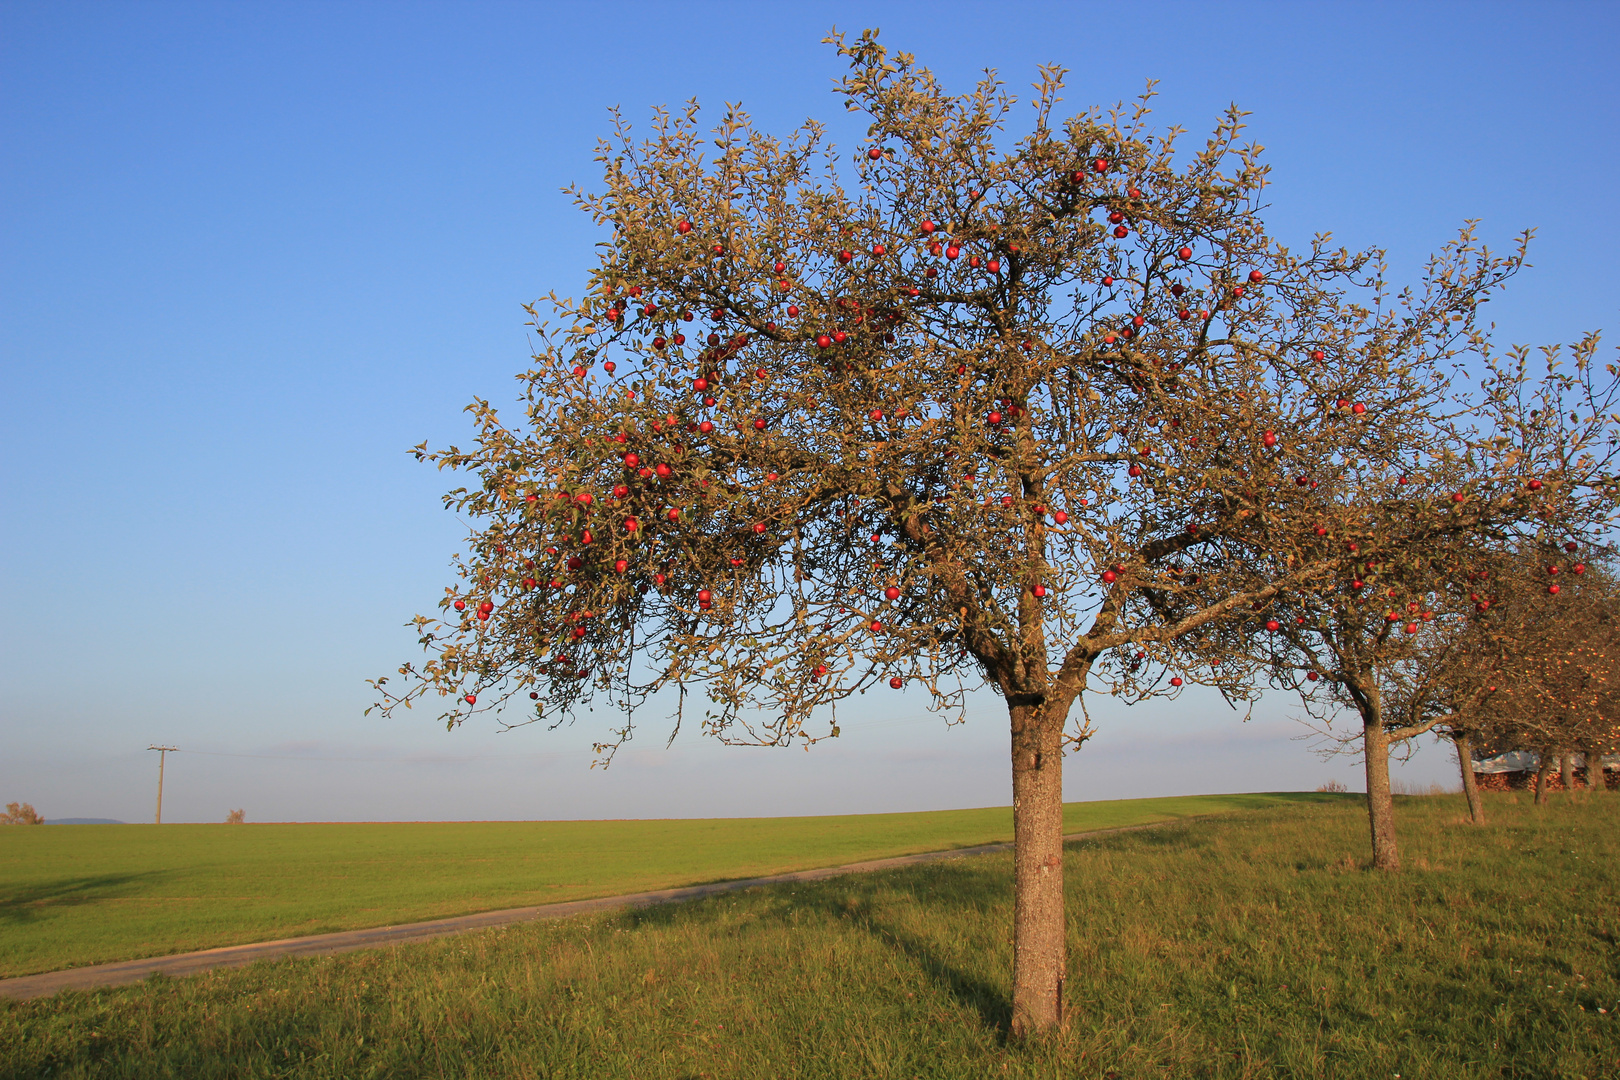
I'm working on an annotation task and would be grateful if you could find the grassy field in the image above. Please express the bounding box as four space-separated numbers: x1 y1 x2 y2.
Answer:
3 792 1614 1079
0 792 1319 978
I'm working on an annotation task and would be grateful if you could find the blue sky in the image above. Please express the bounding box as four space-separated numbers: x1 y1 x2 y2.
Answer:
2 1 1615 823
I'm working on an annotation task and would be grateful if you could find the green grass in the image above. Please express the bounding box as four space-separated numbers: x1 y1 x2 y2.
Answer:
0 792 1320 978
4 793 1614 1079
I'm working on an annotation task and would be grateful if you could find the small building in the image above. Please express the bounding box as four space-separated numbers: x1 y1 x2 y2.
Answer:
1472 751 1613 791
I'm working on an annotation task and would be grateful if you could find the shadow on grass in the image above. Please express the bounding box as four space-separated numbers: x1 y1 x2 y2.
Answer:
0 872 173 926
611 801 1363 1040
623 854 1019 1038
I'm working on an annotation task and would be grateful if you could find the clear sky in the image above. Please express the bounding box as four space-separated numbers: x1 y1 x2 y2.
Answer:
3 1 1615 823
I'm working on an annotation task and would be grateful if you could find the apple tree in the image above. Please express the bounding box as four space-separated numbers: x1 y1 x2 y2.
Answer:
370 32 1609 1030
1458 551 1620 801
1227 331 1619 864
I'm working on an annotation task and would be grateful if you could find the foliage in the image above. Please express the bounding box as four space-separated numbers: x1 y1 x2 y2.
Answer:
1 803 43 826
370 32 1547 745
6 796 1615 1079
1456 552 1620 760
224 809 246 824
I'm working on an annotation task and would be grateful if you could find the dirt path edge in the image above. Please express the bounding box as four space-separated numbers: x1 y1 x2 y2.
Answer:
0 821 1168 1002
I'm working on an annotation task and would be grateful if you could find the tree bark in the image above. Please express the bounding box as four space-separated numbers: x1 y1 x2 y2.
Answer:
1534 749 1552 805
1454 733 1484 825
1586 746 1606 792
1363 712 1400 871
1009 695 1066 1035
1561 752 1576 797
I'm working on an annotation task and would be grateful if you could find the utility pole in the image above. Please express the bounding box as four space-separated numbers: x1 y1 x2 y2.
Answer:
148 746 178 824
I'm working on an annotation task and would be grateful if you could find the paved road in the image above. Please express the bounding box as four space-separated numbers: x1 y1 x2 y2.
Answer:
0 822 1164 1002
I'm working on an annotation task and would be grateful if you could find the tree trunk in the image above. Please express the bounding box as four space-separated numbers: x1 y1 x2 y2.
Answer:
1009 695 1066 1035
1561 752 1575 797
1454 733 1484 825
1588 747 1607 792
1534 749 1552 805
1363 712 1400 871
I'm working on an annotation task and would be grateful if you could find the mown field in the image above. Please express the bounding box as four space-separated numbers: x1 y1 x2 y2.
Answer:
3 792 1614 1079
0 792 1314 978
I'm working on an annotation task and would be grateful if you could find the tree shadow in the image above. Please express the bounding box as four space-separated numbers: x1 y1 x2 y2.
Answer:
0 872 173 926
622 854 1019 1038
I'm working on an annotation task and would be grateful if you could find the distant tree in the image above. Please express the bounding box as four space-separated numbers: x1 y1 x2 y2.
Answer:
225 809 246 824
1458 553 1620 804
1211 332 1619 865
372 31 1614 1029
3 801 44 825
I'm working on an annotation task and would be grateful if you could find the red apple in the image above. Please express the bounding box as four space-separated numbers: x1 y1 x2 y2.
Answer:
889 676 903 689
1263 430 1278 448
1053 510 1069 524
1266 620 1280 631
868 147 883 160
1169 676 1183 687
1306 671 1320 682
464 694 477 704
676 220 692 234
1177 246 1192 260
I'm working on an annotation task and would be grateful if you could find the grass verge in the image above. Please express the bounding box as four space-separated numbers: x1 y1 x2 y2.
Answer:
0 792 1323 977
3 793 1615 1079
